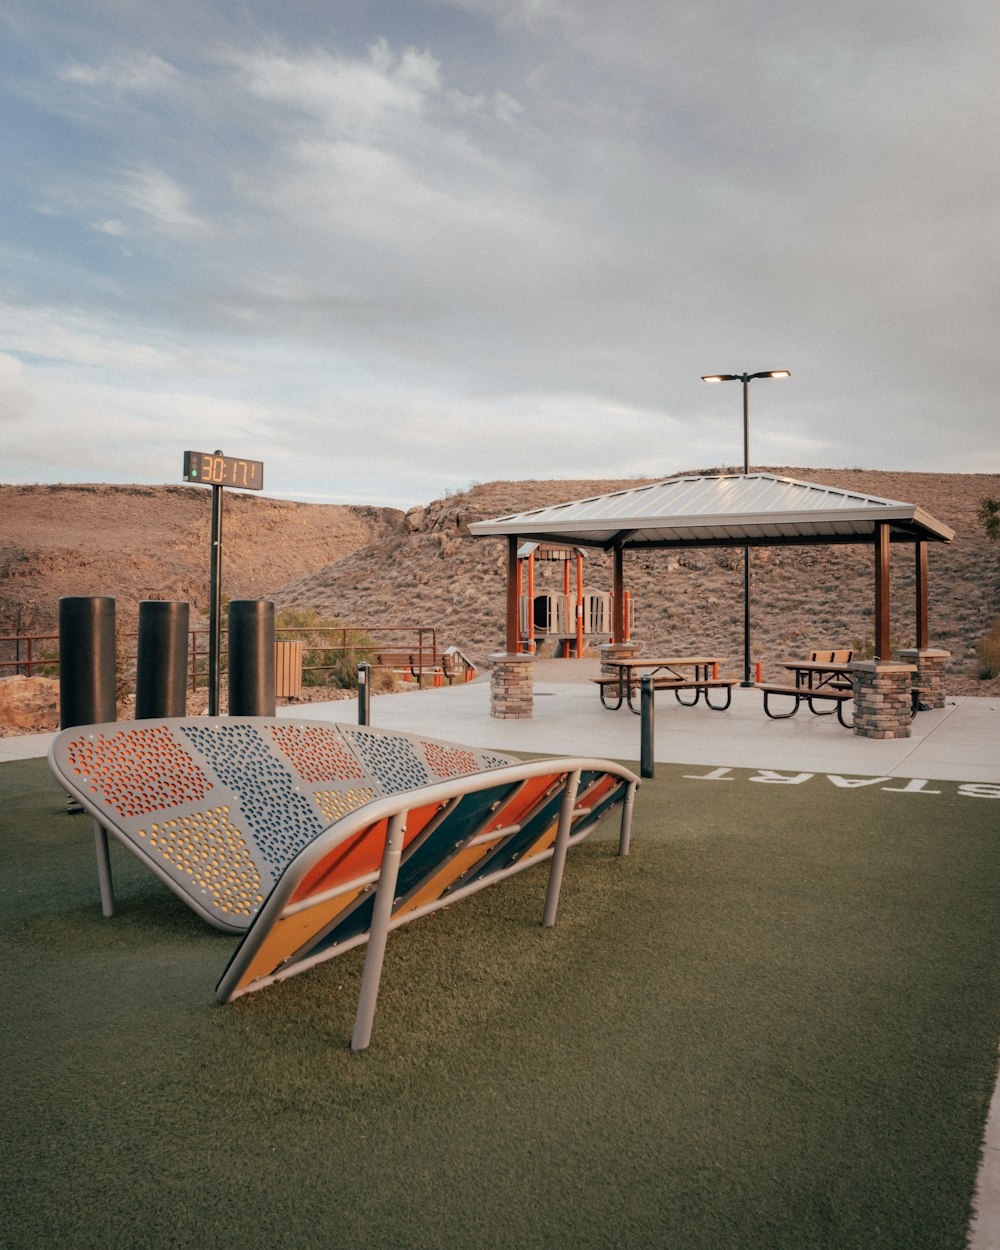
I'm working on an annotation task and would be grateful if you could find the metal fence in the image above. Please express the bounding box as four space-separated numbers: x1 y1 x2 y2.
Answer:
0 625 440 691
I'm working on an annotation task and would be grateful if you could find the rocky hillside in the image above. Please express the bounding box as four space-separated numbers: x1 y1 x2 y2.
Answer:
275 468 1000 691
0 483 404 635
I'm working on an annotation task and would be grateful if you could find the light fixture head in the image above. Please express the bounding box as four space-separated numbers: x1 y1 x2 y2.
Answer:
752 370 790 379
701 374 738 382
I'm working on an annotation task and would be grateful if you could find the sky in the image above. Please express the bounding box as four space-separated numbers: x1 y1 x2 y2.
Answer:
2 0 998 511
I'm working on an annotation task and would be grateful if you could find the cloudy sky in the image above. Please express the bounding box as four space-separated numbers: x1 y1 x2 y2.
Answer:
2 0 998 509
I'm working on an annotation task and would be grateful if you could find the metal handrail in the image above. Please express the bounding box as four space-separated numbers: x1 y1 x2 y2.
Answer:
1 625 440 690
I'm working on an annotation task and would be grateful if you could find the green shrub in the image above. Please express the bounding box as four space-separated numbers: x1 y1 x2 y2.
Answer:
975 616 1000 679
275 607 380 689
979 497 1000 542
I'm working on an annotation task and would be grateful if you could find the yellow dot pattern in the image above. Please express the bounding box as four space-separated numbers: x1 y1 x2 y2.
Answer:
314 786 377 824
137 805 264 919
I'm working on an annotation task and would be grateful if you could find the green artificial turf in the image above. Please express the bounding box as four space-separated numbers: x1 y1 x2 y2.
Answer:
2 755 999 1248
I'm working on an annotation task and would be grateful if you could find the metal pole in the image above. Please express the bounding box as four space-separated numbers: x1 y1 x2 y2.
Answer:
542 770 581 927
742 376 750 472
640 674 655 778
208 463 224 716
351 811 407 1051
94 820 115 916
741 377 753 686
358 661 371 725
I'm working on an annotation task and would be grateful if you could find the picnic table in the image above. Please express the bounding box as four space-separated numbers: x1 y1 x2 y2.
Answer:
782 659 854 691
595 656 736 714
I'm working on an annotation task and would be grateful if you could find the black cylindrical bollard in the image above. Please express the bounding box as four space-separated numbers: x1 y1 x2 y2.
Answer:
358 661 371 725
135 600 189 719
228 600 276 716
640 675 655 779
59 596 117 729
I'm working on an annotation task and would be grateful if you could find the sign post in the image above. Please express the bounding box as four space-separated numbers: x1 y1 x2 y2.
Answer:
183 450 265 714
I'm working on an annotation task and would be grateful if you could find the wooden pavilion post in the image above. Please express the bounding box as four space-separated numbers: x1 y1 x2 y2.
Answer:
527 550 536 653
506 535 519 654
575 552 584 658
915 540 928 650
612 544 625 644
874 522 891 660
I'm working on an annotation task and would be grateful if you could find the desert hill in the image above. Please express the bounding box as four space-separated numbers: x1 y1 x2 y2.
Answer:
274 468 1000 691
1 470 998 695
0 483 404 635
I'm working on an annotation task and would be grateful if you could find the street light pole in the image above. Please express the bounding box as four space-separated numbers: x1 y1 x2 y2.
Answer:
701 370 790 686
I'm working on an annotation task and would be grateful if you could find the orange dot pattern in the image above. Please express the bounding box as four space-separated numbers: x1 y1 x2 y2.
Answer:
422 742 477 778
314 786 377 824
137 806 264 918
67 727 212 818
269 724 365 782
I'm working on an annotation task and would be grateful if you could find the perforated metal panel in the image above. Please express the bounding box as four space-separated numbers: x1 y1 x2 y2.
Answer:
50 717 518 932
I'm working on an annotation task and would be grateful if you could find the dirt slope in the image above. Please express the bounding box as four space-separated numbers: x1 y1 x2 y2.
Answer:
0 483 404 634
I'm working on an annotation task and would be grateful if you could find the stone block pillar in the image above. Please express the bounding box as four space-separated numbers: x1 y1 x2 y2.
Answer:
851 661 917 739
598 641 641 680
896 648 950 710
489 652 534 719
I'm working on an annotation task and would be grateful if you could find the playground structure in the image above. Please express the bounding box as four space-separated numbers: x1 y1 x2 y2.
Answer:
516 543 630 658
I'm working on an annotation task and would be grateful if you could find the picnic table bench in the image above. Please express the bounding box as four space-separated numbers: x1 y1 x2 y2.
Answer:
755 682 855 727
757 655 856 728
372 648 442 680
49 717 639 1050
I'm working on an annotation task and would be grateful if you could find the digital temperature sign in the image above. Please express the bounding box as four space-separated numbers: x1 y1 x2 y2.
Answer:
183 451 264 491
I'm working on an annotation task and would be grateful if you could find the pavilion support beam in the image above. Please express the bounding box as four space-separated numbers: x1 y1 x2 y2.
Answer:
506 535 519 654
874 523 891 660
612 545 625 644
915 540 928 650
575 553 584 658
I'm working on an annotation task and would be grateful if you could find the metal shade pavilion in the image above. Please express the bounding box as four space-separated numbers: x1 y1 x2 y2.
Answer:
469 472 955 659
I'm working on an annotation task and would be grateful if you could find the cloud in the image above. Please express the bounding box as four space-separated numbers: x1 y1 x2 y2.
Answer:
115 167 209 237
59 52 179 94
0 353 37 423
0 2 997 504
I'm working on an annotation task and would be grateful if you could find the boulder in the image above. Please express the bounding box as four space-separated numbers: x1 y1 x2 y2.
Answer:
0 675 61 731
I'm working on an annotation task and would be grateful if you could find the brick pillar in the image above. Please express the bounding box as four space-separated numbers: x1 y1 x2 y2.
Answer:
489 652 534 719
598 641 641 680
897 648 950 710
851 661 917 739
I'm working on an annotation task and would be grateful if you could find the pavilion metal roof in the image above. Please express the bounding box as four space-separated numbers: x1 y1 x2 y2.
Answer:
469 472 955 551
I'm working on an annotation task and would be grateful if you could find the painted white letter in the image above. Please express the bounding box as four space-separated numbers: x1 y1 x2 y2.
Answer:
683 768 735 782
750 771 814 785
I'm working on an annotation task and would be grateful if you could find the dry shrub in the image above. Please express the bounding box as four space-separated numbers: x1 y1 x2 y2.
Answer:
975 616 1000 679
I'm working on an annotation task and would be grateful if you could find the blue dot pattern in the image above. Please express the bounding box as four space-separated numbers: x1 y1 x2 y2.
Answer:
340 728 430 796
182 723 324 874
